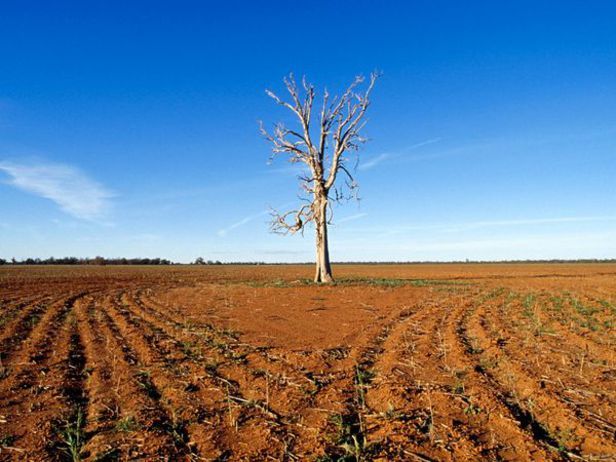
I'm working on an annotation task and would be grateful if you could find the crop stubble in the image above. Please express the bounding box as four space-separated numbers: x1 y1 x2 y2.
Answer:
0 264 614 461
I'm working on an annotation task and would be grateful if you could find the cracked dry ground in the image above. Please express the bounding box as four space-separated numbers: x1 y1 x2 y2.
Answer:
0 264 614 461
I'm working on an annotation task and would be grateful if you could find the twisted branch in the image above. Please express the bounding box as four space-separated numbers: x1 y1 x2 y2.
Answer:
261 72 379 233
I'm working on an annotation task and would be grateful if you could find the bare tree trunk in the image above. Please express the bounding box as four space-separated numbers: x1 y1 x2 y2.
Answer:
314 199 333 283
262 73 378 284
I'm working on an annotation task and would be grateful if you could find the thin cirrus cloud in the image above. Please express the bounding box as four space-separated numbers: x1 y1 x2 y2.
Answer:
359 137 442 171
337 212 368 224
217 210 270 237
358 153 389 171
441 216 616 233
345 215 616 238
0 160 114 221
218 201 298 237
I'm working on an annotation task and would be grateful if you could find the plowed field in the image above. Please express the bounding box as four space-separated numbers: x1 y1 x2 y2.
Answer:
0 264 614 461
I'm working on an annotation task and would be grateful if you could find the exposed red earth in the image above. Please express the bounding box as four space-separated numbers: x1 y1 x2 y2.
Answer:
0 264 614 461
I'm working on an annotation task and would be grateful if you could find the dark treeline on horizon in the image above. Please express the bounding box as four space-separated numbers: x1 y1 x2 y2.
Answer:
0 257 615 266
0 257 173 265
194 259 616 265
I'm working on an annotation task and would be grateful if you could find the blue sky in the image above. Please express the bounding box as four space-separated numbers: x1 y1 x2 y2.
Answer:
1 1 615 262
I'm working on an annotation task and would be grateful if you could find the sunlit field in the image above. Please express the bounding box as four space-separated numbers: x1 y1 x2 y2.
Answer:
1 264 614 461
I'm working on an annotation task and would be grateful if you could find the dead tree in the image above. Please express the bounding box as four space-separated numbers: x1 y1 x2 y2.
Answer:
260 73 378 282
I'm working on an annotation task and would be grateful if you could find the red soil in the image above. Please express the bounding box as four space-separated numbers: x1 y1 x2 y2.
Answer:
0 264 614 461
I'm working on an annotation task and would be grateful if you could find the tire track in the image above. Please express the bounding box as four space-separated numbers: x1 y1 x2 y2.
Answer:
309 295 443 461
0 292 89 460
373 297 489 461
95 294 199 460
72 295 142 460
136 290 363 459
538 292 615 359
457 290 616 460
488 293 616 417
0 294 49 335
111 291 298 460
364 290 543 461
134 290 314 416
469 293 616 453
0 294 66 366
143 288 428 454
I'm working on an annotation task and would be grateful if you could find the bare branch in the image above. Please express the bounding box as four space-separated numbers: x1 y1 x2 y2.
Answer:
269 204 315 235
325 71 379 190
259 120 311 164
262 71 378 237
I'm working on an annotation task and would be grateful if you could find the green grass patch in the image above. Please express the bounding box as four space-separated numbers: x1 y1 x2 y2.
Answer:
247 276 472 289
58 409 86 461
115 415 140 433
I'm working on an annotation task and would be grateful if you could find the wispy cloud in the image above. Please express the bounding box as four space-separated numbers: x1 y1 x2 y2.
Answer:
359 137 442 171
358 153 389 171
381 231 616 257
406 138 443 151
337 212 368 224
440 216 616 233
0 160 113 221
346 215 616 238
267 137 443 173
334 229 616 261
217 210 269 237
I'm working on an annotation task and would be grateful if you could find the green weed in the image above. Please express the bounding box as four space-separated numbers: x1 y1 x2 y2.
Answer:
58 409 85 462
115 415 140 433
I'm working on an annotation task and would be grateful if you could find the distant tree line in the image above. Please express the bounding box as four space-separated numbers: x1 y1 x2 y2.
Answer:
192 257 223 265
0 257 173 265
189 258 616 265
1 257 614 266
192 259 616 265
